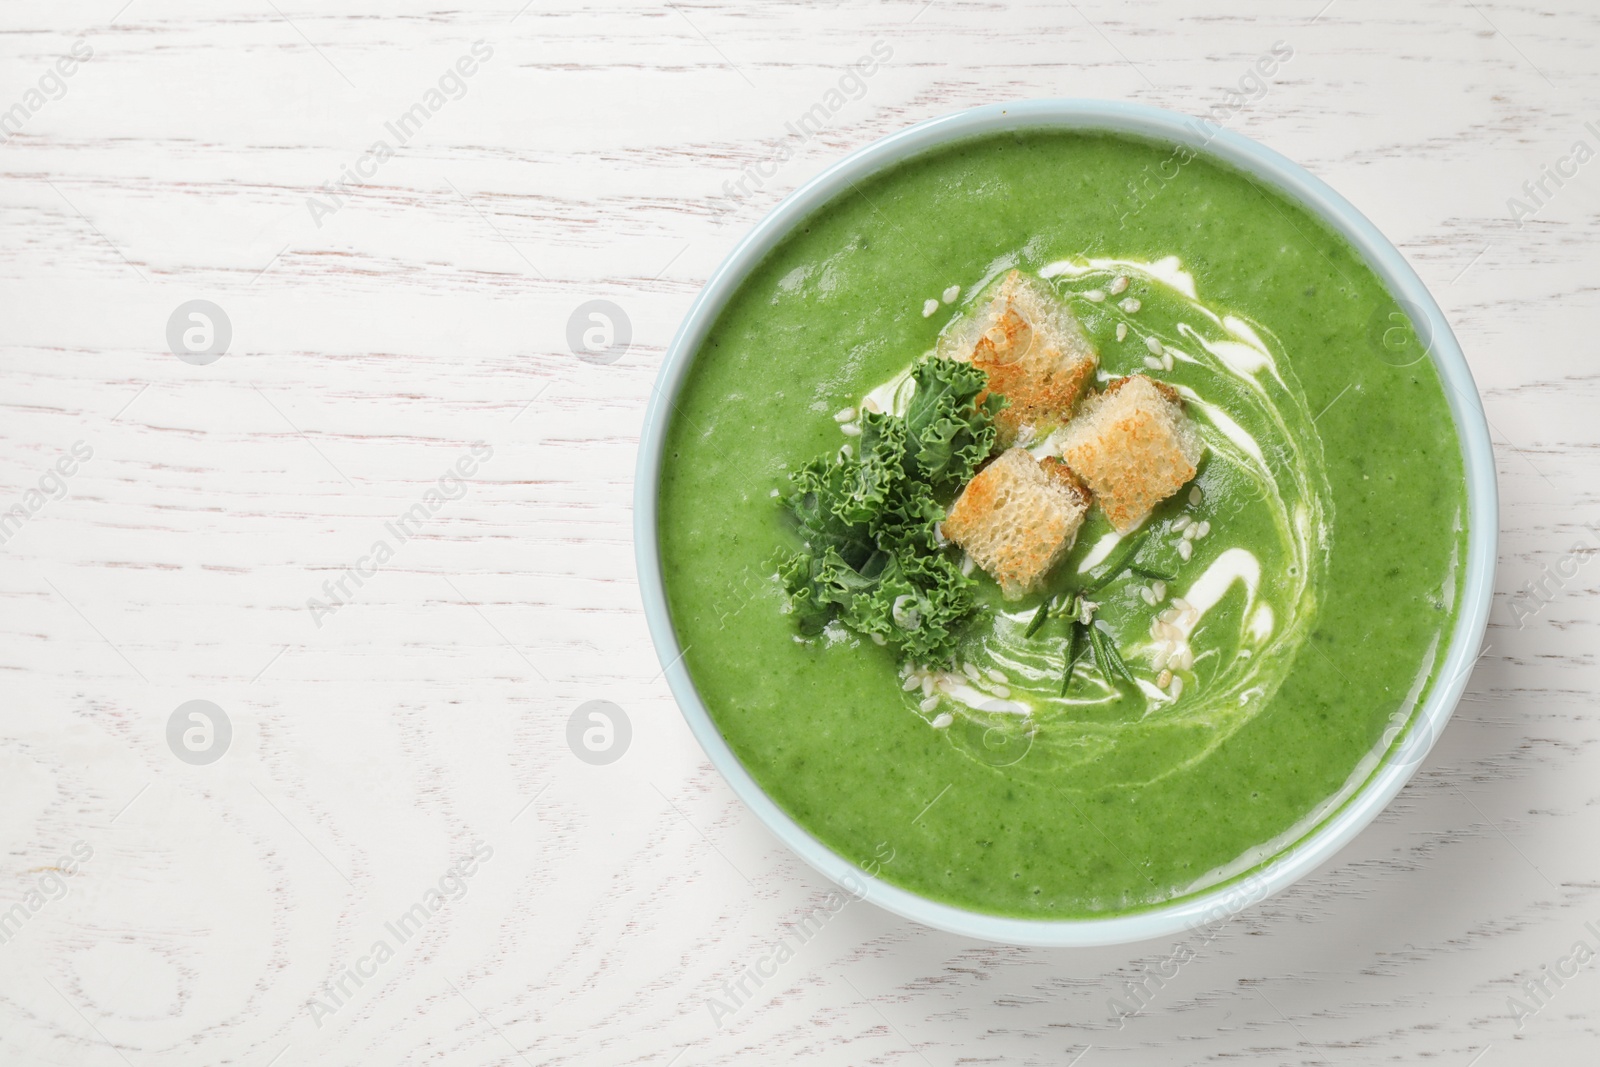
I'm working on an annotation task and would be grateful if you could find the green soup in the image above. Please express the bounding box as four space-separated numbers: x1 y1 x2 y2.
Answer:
656 129 1467 917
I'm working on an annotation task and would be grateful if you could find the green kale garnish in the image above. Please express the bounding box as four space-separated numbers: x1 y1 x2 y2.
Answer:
777 358 1002 662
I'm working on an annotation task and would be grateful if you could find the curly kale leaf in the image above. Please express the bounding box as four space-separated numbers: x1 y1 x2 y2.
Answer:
778 545 979 662
902 357 1003 487
777 356 998 662
786 459 875 567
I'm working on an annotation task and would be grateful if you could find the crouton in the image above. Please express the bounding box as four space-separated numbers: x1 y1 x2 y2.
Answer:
936 270 1099 444
941 448 1092 600
1055 375 1203 533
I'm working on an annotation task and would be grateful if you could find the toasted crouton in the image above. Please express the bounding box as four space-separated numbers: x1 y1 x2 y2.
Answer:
941 448 1092 600
1056 375 1203 533
936 270 1099 444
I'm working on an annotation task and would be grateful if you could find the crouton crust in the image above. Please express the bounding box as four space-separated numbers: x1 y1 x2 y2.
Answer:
941 448 1091 600
1056 375 1203 533
937 271 1099 444
1102 373 1182 406
1039 455 1092 504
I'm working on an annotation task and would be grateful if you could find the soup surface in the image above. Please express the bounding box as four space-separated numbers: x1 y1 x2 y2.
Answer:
656 129 1466 917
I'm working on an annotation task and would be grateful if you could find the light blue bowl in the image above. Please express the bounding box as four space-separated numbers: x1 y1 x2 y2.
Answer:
634 99 1498 947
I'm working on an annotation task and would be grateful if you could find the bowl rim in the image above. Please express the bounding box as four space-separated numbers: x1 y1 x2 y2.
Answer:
632 98 1498 947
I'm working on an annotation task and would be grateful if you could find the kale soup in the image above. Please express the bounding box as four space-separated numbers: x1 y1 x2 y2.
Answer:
654 128 1468 918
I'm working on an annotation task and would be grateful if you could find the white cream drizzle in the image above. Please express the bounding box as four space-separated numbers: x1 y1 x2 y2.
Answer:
1221 316 1291 391
863 366 916 417
1200 338 1274 378
1041 254 1198 299
1178 389 1267 466
1077 531 1123 572
1171 548 1262 641
1248 603 1275 642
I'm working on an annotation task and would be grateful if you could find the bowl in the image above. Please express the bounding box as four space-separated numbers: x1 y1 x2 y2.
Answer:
634 99 1497 946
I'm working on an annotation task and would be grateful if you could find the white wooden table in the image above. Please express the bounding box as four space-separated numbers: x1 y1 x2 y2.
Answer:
1 1 1594 1063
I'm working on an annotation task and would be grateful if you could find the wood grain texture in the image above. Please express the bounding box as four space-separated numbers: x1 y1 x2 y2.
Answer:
0 0 1596 1063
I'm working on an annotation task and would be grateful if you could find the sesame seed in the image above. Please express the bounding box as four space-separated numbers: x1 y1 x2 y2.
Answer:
840 422 861 436
1159 608 1179 624
1152 648 1170 670
1145 335 1164 356
769 488 780 497
962 662 980 681
1120 297 1142 313
1116 322 1128 342
902 676 921 692
942 285 960 303
991 685 1012 699
987 668 1009 684
1195 520 1210 539
1189 485 1203 506
1171 675 1184 699
932 712 954 729
1162 353 1174 372
871 632 887 646
1173 515 1191 532
1158 669 1172 688
863 397 881 413
1172 597 1193 613
1178 647 1195 670
1184 524 1198 540
922 676 934 697
922 299 939 317
920 696 940 713
834 406 857 422
1144 356 1164 371
1152 580 1166 601
1178 540 1193 561
1140 586 1157 605
1109 275 1130 295
1085 289 1106 302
